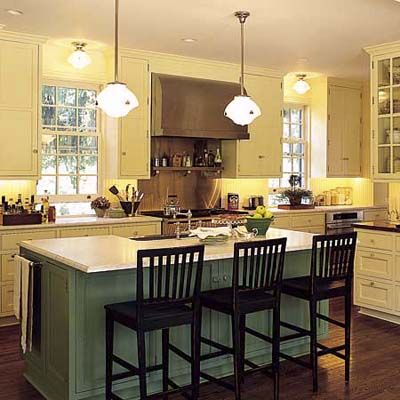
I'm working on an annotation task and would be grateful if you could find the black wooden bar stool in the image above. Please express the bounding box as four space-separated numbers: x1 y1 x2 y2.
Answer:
280 232 357 393
104 244 205 400
200 238 287 400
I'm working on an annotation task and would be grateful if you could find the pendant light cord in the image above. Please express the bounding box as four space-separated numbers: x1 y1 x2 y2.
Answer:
114 0 119 82
240 20 244 96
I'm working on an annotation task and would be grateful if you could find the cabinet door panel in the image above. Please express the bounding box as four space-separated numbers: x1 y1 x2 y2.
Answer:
238 75 282 177
0 110 37 175
327 86 345 176
119 58 149 178
343 87 362 175
1 284 14 314
0 41 37 109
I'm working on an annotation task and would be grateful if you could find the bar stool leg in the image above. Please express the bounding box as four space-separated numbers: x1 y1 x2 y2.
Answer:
191 308 202 400
272 305 280 400
239 315 246 383
162 329 169 399
309 299 318 393
137 330 147 400
232 313 242 400
344 292 352 383
105 312 114 400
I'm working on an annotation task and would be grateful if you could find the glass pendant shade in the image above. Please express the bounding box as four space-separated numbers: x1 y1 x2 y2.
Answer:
68 45 91 69
224 95 261 126
97 82 139 118
293 78 311 95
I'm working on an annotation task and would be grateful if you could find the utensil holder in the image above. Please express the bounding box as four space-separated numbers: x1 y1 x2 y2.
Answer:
120 201 142 216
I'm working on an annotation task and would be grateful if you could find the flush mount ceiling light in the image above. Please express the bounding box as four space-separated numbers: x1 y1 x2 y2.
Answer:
6 9 23 16
224 11 261 126
182 38 197 43
97 0 138 118
293 74 311 95
68 42 91 69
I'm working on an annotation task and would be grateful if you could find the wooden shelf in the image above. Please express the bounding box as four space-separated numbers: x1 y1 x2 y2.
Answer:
152 166 223 172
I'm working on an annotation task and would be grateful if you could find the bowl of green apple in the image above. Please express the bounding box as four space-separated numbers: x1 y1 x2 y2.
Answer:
245 206 274 236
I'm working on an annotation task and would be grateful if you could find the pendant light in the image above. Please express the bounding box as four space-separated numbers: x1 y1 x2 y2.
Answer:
68 42 91 69
97 0 139 118
224 11 261 126
293 74 311 95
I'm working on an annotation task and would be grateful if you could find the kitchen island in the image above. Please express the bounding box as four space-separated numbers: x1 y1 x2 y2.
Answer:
19 229 327 400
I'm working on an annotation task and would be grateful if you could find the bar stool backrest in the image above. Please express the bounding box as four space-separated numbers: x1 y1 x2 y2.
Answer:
136 245 205 308
233 238 287 298
311 232 357 287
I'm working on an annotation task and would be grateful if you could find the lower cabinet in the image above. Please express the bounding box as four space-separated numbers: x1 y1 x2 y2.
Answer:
272 212 326 234
112 223 160 238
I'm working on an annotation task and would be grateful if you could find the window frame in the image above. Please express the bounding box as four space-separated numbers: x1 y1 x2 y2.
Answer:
269 103 310 194
38 79 103 203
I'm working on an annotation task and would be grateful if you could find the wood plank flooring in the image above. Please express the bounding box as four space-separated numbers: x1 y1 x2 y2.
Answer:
1 300 400 399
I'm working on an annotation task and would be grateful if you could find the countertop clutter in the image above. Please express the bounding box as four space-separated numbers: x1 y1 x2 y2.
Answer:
19 228 314 273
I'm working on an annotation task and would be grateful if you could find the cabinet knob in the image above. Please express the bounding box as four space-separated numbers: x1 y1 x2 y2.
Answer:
370 253 375 258
223 275 229 281
342 157 349 161
122 152 127 156
370 281 375 287
258 155 265 159
212 277 219 283
33 149 38 154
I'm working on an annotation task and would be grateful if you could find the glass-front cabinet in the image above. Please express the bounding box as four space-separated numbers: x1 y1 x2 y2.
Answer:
368 42 400 180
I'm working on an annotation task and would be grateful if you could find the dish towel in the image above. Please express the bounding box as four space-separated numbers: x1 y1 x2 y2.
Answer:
189 227 232 240
14 255 34 354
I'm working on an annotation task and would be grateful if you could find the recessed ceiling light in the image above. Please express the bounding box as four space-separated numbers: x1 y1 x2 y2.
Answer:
182 38 197 43
6 9 23 16
0 24 5 29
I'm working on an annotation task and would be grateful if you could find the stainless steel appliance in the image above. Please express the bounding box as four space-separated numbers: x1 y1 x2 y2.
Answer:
151 73 250 140
326 210 364 234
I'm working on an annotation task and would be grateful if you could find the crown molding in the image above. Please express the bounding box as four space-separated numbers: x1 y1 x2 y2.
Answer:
364 40 400 56
0 30 48 44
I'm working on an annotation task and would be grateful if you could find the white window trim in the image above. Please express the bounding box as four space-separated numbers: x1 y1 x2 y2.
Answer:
269 103 310 194
38 79 103 203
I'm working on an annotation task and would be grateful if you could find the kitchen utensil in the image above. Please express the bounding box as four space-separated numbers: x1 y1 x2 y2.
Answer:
109 185 124 201
125 184 130 201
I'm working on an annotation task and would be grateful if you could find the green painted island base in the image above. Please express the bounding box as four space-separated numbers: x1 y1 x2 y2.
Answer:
21 249 328 400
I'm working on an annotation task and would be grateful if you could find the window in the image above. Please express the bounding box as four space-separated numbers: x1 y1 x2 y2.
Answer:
37 82 100 200
269 104 308 204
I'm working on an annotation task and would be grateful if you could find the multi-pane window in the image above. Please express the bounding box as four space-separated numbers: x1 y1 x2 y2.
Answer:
37 83 100 197
270 105 308 189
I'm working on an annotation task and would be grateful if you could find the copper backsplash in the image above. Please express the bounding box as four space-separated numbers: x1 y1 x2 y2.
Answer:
138 173 221 211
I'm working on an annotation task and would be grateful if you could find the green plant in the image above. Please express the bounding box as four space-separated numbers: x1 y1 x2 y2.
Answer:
90 196 110 210
279 174 313 206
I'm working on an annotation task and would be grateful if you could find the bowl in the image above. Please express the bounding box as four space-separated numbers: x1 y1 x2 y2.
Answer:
245 217 273 236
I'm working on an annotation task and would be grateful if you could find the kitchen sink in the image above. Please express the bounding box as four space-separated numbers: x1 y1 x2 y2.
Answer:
130 233 190 241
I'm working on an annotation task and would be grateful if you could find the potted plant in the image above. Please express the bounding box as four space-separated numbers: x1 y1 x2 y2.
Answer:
91 196 111 218
278 175 314 209
246 206 274 236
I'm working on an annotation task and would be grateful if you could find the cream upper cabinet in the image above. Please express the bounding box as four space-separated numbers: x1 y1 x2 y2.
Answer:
222 74 283 178
310 77 362 178
0 36 42 178
118 56 150 179
365 42 400 180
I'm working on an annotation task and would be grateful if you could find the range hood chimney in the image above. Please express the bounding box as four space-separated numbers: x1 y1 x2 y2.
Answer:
151 73 250 140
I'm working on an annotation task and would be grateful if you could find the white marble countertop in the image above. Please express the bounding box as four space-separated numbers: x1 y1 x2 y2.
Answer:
266 205 386 215
0 215 162 231
19 228 314 274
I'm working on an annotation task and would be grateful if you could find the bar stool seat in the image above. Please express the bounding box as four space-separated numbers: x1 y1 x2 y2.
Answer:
104 301 194 331
201 287 276 314
282 276 347 300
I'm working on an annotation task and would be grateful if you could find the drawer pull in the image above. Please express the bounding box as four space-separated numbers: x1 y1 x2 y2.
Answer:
370 253 375 258
370 282 375 287
370 239 375 244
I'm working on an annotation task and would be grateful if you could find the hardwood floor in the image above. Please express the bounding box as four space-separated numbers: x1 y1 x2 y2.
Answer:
1 300 400 399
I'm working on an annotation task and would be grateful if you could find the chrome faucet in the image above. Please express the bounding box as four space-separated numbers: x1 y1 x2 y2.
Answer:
172 209 193 239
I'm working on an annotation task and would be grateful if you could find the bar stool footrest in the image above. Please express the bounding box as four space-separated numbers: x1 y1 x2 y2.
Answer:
169 343 191 363
110 393 124 400
167 379 192 400
199 371 235 391
245 326 272 344
316 312 346 328
201 336 233 355
317 342 346 359
279 352 312 369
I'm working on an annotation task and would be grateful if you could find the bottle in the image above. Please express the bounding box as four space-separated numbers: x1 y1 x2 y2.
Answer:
42 192 50 222
161 153 169 167
203 149 209 166
215 148 223 167
208 150 215 167
48 206 56 223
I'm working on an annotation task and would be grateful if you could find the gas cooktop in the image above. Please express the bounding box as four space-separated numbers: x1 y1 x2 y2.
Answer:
141 208 248 219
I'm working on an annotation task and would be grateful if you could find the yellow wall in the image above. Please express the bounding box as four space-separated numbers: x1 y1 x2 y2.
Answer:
221 179 269 208
0 180 36 200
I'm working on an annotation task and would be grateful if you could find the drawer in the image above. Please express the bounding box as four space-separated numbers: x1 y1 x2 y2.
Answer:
356 250 393 280
364 209 388 221
60 227 109 238
395 237 400 253
395 256 400 282
1 284 14 315
271 216 291 229
1 230 57 251
291 213 325 228
291 226 326 234
112 223 160 238
357 231 393 251
1 253 16 283
355 277 393 311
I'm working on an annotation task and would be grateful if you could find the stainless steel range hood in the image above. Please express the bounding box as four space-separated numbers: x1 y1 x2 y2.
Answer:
151 73 250 140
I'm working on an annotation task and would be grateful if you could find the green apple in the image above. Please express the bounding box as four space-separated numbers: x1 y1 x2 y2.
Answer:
264 210 274 219
252 213 263 219
255 205 266 216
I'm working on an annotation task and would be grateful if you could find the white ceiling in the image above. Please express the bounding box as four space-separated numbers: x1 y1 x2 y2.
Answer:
1 0 400 79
